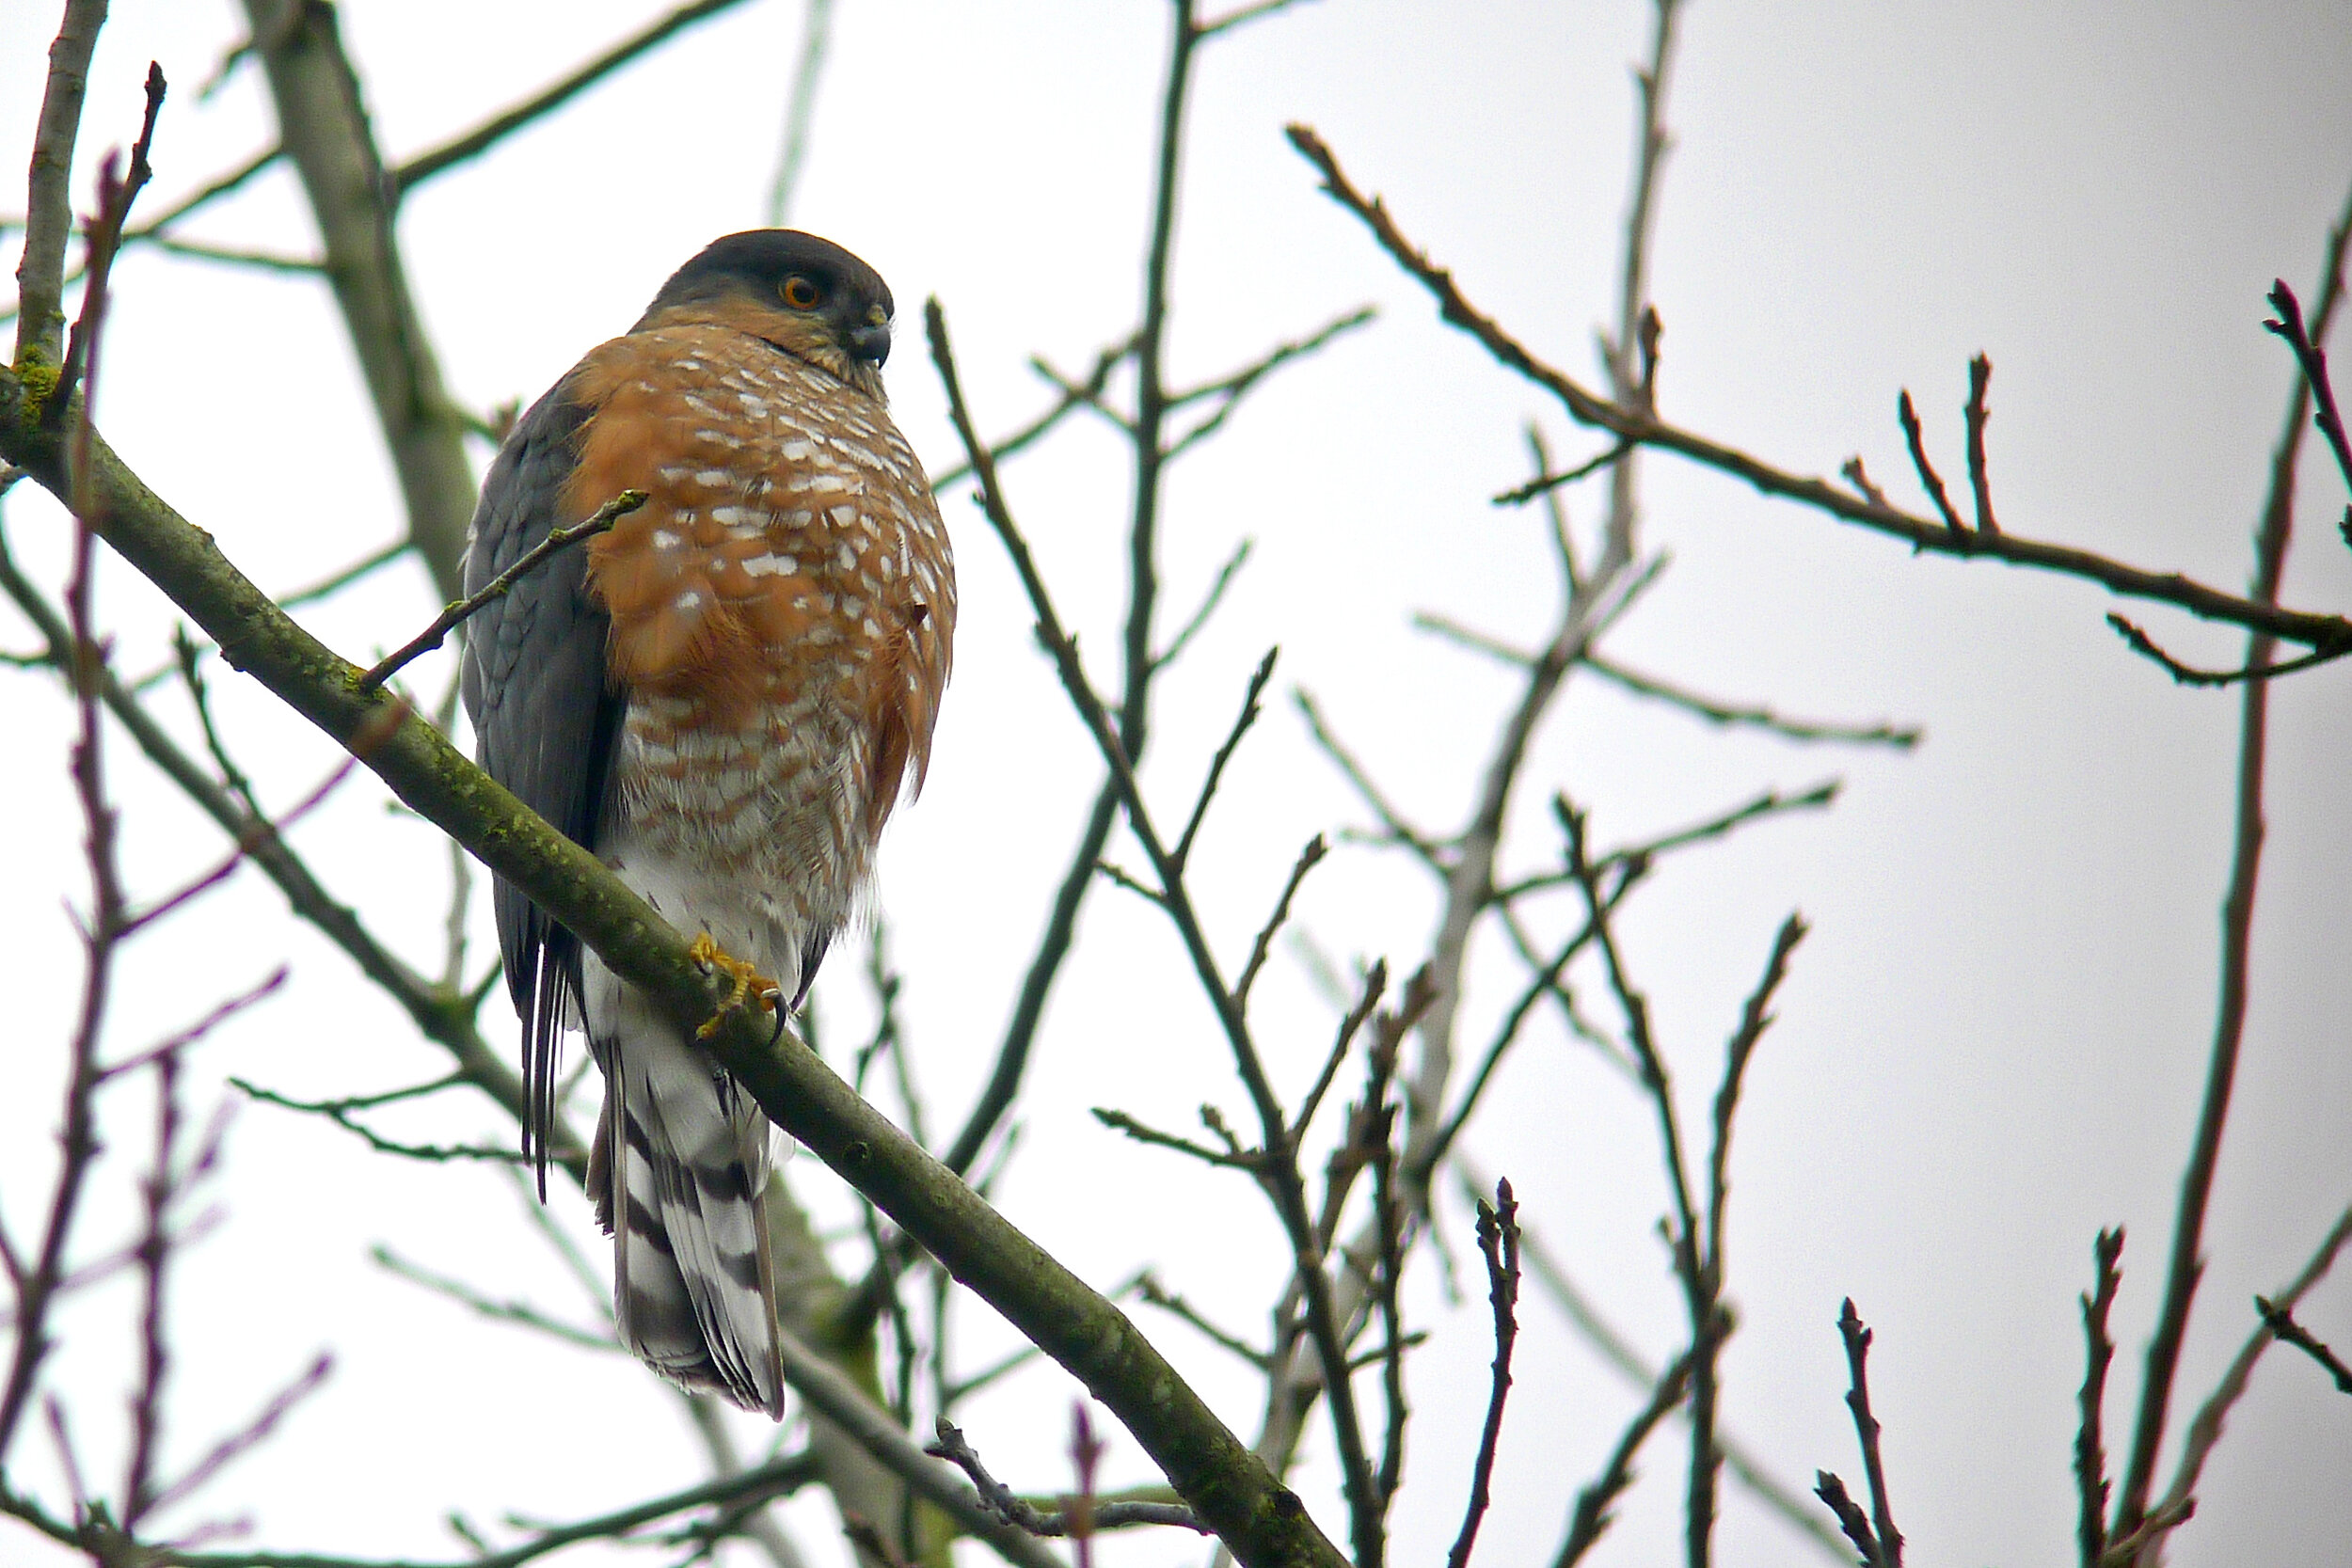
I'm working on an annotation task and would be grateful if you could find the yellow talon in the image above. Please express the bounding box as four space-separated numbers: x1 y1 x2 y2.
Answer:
689 931 780 1038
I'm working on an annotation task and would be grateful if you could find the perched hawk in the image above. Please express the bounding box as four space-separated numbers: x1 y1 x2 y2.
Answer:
460 230 955 1415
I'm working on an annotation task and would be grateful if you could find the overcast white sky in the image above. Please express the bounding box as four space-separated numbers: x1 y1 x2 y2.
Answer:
4 3 2350 1566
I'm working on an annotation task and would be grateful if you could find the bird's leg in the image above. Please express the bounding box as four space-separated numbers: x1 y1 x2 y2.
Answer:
687 931 781 1039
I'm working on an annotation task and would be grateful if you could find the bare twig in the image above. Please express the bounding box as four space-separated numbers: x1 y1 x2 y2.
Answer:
1090 1108 1257 1169
143 1352 333 1517
2076 1228 2124 1568
101 970 288 1082
2106 611 2352 686
2265 279 2352 503
12 0 109 366
1195 0 1319 40
2255 1295 2352 1395
1493 439 1632 507
2113 186 2352 1545
0 79 152 1468
1175 647 1278 870
1294 689 1447 867
928 334 1136 491
1688 914 1805 1566
1138 1273 1271 1370
1153 537 1251 672
357 489 644 692
1963 355 2000 534
122 757 358 936
1445 1180 1520 1568
926 1420 1208 1537
1293 961 1391 1144
232 1078 528 1164
932 290 1382 1568
52 65 167 423
143 233 323 274
123 1048 185 1528
1166 306 1377 457
1284 123 2352 656
1817 1299 1902 1568
1233 836 1327 1007
1895 389 1965 537
764 0 834 225
1554 1352 1692 1568
391 0 755 194
242 0 476 594
1581 652 1920 748
1472 1164 1848 1562
370 1245 617 1353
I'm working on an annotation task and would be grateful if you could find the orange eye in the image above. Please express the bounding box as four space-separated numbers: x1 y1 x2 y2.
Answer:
780 275 822 309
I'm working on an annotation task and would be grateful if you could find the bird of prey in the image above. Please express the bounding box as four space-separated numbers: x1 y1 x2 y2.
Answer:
460 230 954 1415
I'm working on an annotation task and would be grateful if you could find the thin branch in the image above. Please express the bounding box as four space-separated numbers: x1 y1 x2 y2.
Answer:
144 233 323 274
144 1353 334 1518
1818 1299 1902 1568
52 65 167 422
764 0 834 226
1470 1164 1850 1562
2265 278 2352 501
1138 1273 1271 1370
1895 389 1964 536
101 970 289 1082
2106 612 2352 686
1554 1352 1693 1568
242 0 476 594
1166 305 1376 458
1707 914 1804 1279
2113 183 2352 1544
1558 800 1702 1271
1090 1108 1257 1170
1195 0 1319 40
1294 688 1448 867
1292 960 1391 1143
1963 355 2000 534
1493 439 1631 508
357 489 644 692
0 527 570 1178
927 1420 1208 1537
124 1048 185 1528
1154 537 1252 672
231 1078 528 1164
0 89 149 1469
369 1245 617 1353
1444 1180 1520 1568
931 291 1379 1568
12 0 109 366
1413 611 1534 669
928 334 1137 491
1174 647 1278 870
1283 123 2352 656
1496 782 1839 903
2136 1190 2345 1568
389 0 755 194
123 757 358 936
2075 1228 2124 1568
1581 652 1920 748
2256 1295 2352 1394
1233 836 1327 1008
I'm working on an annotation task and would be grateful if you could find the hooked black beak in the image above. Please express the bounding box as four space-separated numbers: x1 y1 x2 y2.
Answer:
850 308 892 366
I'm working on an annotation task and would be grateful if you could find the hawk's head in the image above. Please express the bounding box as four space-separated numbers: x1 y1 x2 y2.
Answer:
638 230 897 402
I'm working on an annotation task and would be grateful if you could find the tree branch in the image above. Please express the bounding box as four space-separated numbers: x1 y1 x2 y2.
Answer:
1285 123 2352 657
0 366 1344 1568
